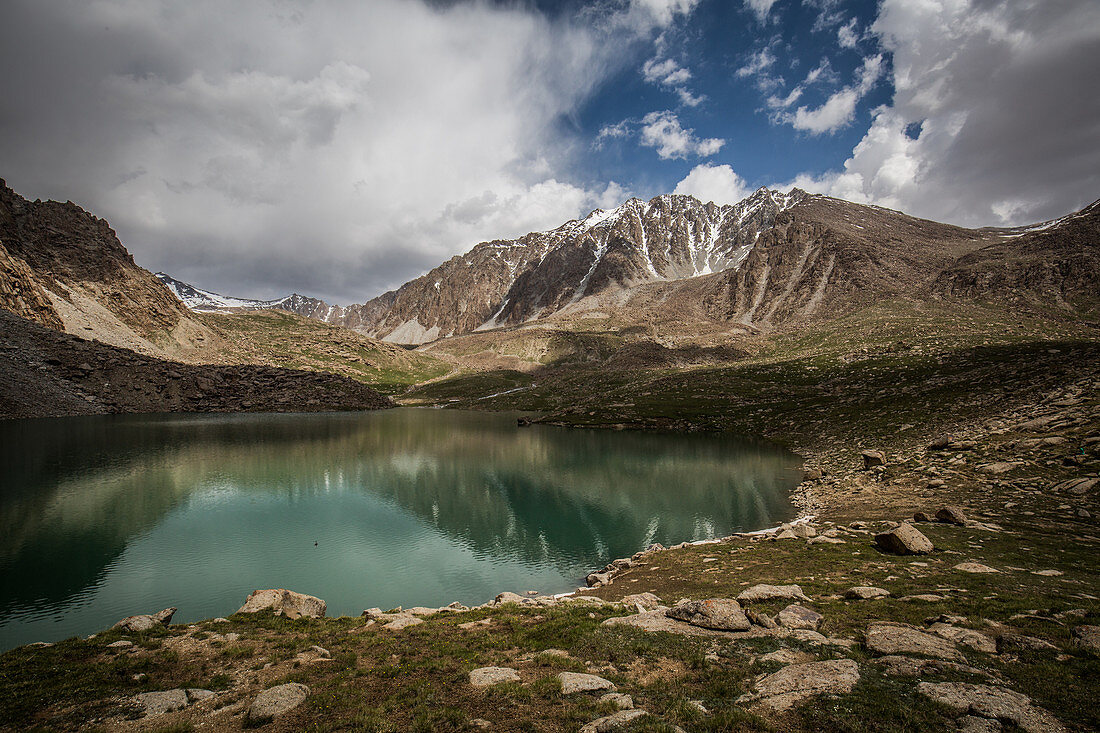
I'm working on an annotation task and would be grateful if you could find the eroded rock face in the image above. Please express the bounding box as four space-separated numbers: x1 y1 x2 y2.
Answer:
874 523 934 555
113 607 176 633
917 682 1067 733
247 683 310 722
865 622 965 662
666 599 751 631
737 659 860 711
237 589 326 619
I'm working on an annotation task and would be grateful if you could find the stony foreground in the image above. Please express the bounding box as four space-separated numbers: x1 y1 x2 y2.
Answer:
1 346 1096 732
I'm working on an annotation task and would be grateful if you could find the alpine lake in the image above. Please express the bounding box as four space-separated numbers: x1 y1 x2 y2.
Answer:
0 408 801 650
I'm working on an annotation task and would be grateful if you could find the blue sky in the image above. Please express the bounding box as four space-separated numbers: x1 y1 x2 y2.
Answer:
0 0 1097 303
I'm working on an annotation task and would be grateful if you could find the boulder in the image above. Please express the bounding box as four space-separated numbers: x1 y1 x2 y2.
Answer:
928 623 997 654
1072 625 1100 654
586 571 612 587
469 667 521 688
621 593 662 612
237 589 326 619
861 450 886 468
666 599 751 631
113 607 177 633
865 622 965 662
737 584 810 603
874 655 988 678
917 682 1066 733
845 586 890 600
133 689 189 716
558 672 615 695
936 507 968 525
913 511 934 522
186 689 215 703
791 524 817 539
737 659 860 711
777 604 823 631
247 683 310 722
874 523 934 555
580 709 648 732
494 591 528 605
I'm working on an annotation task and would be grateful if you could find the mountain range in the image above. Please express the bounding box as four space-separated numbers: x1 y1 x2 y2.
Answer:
155 188 1100 346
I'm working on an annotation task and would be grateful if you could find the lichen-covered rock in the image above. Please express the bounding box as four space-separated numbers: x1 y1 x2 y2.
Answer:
737 659 860 711
469 667 521 688
113 607 176 633
237 589 326 619
917 682 1066 733
558 672 615 695
874 523 934 555
737 584 810 603
247 683 310 722
666 599 751 631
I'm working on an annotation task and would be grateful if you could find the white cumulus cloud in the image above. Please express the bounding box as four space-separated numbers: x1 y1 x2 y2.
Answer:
673 163 752 204
640 111 725 159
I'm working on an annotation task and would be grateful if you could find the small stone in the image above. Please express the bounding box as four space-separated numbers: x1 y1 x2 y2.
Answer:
953 562 999 574
469 667 521 688
385 615 423 630
247 683 310 722
737 659 860 711
107 640 134 649
808 536 846 545
900 594 946 602
666 599 751 631
737 584 810 603
133 689 189 716
936 507 968 525
558 672 615 694
1031 569 1063 577
845 586 890 600
875 523 934 555
471 719 492 729
579 709 648 732
777 604 823 631
598 692 633 710
913 511 934 522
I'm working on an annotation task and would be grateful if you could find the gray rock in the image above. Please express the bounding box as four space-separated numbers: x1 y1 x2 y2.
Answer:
746 608 778 629
133 689 189 716
737 584 810 603
237 589 326 619
777 604 823 631
620 593 661 611
808 535 846 545
913 511 934 522
996 633 1059 654
598 692 634 710
928 623 998 654
1031 569 1063 576
791 524 817 539
1072 625 1100 654
936 507 968 525
759 648 816 665
580 709 648 732
874 523 934 555
107 640 134 649
845 586 890 600
113 607 177 633
493 591 528 605
667 599 751 631
865 622 965 661
874 655 988 678
917 682 1066 733
186 688 215 702
953 562 999 574
558 672 616 694
957 715 1002 733
247 683 310 722
737 659 860 711
469 667 521 687
586 572 612 587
